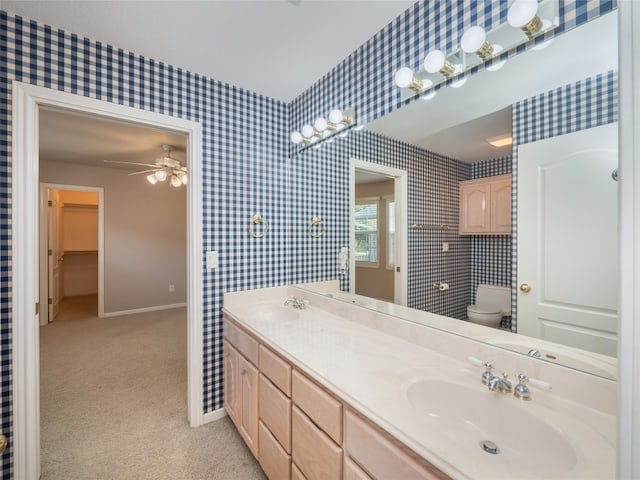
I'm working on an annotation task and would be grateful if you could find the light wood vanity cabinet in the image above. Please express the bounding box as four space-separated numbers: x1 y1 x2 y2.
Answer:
459 174 512 235
223 314 450 480
222 328 259 457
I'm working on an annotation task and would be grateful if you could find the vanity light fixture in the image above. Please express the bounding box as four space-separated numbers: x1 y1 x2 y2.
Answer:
460 26 493 59
424 50 456 77
291 106 358 150
392 0 558 103
507 0 543 37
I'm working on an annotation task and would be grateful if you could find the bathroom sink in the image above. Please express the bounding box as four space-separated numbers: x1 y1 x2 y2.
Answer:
406 378 578 477
253 302 303 322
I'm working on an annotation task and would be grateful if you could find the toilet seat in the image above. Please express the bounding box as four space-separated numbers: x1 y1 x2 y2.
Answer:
467 304 501 315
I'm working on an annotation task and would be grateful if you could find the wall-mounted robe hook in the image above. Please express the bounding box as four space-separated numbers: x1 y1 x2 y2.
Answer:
248 213 269 238
308 216 325 238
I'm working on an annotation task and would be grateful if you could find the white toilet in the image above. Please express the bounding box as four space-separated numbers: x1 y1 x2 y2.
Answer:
467 284 511 328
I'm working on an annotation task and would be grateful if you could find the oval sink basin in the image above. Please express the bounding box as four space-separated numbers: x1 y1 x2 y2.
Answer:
406 378 577 477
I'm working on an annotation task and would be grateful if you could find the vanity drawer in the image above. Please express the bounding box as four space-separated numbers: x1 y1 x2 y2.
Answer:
292 369 342 444
292 463 307 480
259 344 291 396
344 409 450 480
344 457 373 480
223 316 258 366
292 406 342 480
259 421 291 480
259 373 292 453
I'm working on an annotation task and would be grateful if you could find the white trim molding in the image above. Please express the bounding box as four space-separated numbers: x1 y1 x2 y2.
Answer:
203 407 228 424
101 302 187 318
12 81 205 479
349 158 408 306
617 3 640 478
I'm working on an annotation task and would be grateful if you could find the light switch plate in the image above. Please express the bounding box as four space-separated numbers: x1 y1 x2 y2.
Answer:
206 251 219 270
442 242 449 252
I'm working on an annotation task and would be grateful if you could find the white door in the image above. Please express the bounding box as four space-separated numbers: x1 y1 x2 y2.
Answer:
517 122 618 356
47 189 64 321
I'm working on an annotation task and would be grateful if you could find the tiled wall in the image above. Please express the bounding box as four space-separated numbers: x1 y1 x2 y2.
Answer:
0 11 289 476
510 69 618 331
288 130 471 319
469 155 513 328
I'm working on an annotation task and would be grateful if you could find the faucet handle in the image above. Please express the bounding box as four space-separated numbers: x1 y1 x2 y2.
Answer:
481 362 493 385
514 373 531 400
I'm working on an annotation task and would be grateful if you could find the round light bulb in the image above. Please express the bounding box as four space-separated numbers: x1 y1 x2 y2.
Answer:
424 50 446 73
421 91 437 101
290 131 303 144
314 117 328 132
461 26 487 53
486 44 506 72
328 109 343 125
146 174 158 185
507 0 539 28
394 67 414 88
301 124 315 138
155 170 167 182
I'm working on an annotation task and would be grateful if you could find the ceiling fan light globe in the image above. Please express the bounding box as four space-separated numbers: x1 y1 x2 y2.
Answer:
179 172 188 185
155 170 168 181
170 175 182 187
146 174 158 185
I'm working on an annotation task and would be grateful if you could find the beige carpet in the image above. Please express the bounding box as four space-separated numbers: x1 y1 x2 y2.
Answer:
40 294 266 480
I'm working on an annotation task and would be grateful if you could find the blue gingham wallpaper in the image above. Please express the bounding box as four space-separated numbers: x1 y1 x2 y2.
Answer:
470 156 513 329
511 69 618 332
0 0 616 476
289 130 471 319
0 10 289 476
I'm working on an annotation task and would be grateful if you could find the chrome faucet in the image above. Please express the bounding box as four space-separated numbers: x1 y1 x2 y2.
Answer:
487 374 513 393
481 362 512 393
284 296 307 310
514 373 531 400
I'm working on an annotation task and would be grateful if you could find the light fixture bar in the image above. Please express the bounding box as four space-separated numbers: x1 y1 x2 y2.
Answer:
291 106 358 151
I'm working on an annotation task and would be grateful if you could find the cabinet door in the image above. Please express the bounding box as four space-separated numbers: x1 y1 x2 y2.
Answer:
490 177 512 233
238 354 259 457
460 182 491 234
223 340 240 427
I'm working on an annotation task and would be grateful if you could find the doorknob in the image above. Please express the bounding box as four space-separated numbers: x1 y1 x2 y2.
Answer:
0 433 7 453
520 283 532 293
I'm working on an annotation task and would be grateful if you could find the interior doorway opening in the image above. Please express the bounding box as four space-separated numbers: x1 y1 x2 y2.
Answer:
349 158 408 306
39 185 103 325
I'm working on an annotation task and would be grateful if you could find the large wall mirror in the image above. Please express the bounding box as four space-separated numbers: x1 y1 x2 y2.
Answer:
287 10 618 380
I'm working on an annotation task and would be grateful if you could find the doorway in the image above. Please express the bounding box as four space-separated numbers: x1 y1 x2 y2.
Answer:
349 158 408 305
39 185 103 325
12 82 204 478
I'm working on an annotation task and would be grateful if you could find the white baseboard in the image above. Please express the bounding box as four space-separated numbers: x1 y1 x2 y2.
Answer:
203 407 228 424
101 302 187 318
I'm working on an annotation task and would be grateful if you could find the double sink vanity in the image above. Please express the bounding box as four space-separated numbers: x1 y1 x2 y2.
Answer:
222 285 615 480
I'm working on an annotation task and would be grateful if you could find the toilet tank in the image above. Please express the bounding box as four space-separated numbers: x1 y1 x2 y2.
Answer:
476 284 511 315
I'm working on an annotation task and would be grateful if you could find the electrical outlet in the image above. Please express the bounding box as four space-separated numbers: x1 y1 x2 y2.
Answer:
169 284 175 293
206 251 219 270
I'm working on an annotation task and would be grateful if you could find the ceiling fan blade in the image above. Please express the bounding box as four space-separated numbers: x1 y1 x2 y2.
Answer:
127 169 159 176
103 160 158 168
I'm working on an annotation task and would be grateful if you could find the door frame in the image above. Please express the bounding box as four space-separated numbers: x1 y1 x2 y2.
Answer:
39 184 105 325
349 158 408 306
12 81 204 479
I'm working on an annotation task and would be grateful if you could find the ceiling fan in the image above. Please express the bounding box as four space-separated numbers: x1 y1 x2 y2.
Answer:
104 144 187 187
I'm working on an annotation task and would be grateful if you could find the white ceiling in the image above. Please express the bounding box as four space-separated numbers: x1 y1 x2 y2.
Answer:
3 0 416 103
39 107 187 170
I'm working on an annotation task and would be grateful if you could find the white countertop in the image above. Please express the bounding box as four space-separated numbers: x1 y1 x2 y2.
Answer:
223 285 616 480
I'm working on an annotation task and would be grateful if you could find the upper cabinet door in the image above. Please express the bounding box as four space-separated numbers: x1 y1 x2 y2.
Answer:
459 182 491 234
490 177 512 233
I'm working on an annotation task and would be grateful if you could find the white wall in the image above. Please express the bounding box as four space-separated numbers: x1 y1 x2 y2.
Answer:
41 160 187 313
